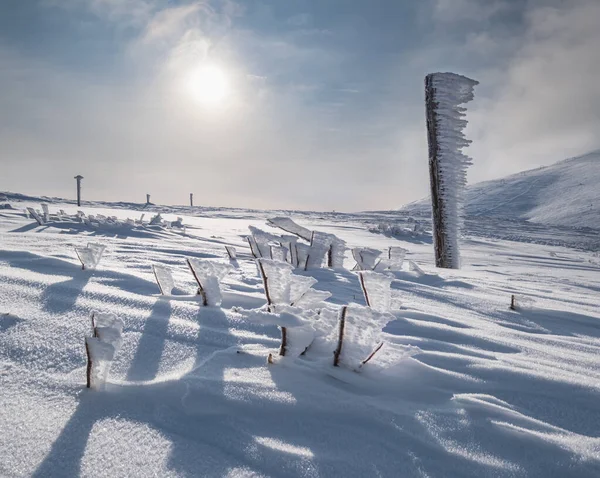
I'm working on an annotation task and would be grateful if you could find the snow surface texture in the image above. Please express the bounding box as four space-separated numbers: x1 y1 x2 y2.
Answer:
1 197 600 476
426 72 478 269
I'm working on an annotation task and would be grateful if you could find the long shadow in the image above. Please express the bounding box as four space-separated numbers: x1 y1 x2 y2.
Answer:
495 307 600 338
32 393 104 478
126 298 172 381
41 273 93 314
165 305 245 476
0 314 24 332
9 222 40 233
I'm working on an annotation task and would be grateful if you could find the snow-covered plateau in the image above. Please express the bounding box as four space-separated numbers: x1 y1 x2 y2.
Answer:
1 160 600 477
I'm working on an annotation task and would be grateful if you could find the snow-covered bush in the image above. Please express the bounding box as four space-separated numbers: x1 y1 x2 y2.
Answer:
74 243 106 270
425 72 478 269
186 259 233 306
85 312 124 390
368 222 428 241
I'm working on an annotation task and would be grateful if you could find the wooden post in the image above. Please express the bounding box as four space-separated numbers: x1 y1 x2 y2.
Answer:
257 259 287 357
425 74 450 269
358 272 371 307
74 175 83 207
333 306 347 367
85 337 92 388
146 194 151 205
190 193 193 207
510 294 516 310
279 327 287 356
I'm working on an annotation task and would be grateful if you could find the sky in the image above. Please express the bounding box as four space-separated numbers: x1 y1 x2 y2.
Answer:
1 0 599 211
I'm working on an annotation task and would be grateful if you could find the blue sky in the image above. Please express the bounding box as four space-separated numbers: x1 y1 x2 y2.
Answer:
1 0 599 210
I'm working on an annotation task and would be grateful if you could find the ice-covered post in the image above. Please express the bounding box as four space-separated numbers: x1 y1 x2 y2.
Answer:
74 175 83 207
190 193 193 207
425 72 478 269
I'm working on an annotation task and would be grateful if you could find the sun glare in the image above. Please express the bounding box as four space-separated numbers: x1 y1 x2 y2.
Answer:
187 65 231 106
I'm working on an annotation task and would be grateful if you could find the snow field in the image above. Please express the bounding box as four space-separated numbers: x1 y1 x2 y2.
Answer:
1 199 600 476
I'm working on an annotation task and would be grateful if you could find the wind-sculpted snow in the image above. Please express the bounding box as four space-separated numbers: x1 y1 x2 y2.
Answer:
1 199 600 477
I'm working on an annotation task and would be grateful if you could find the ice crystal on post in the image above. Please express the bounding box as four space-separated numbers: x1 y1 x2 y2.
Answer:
358 271 393 313
352 248 382 271
86 312 124 390
152 264 175 295
331 304 391 370
267 217 312 242
75 243 106 270
425 72 478 269
186 259 233 306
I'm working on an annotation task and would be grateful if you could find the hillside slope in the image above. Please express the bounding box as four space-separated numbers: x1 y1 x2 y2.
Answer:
402 150 600 229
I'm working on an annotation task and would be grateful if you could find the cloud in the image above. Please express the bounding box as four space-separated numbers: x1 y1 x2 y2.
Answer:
433 0 511 23
467 0 600 180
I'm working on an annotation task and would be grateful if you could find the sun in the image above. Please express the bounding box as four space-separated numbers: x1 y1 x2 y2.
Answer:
187 65 231 106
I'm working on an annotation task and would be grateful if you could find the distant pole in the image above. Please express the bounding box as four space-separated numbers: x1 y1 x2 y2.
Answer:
74 175 83 207
146 194 151 205
190 193 193 207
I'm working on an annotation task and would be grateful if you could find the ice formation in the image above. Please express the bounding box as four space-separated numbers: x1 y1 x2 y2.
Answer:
86 312 124 390
186 259 233 306
152 264 175 295
74 243 106 270
358 271 393 313
425 72 478 269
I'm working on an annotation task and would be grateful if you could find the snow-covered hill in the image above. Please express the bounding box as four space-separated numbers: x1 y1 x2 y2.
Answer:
403 150 600 229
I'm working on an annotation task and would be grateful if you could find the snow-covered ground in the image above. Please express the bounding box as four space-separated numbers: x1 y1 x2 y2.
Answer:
402 150 600 230
1 196 600 477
